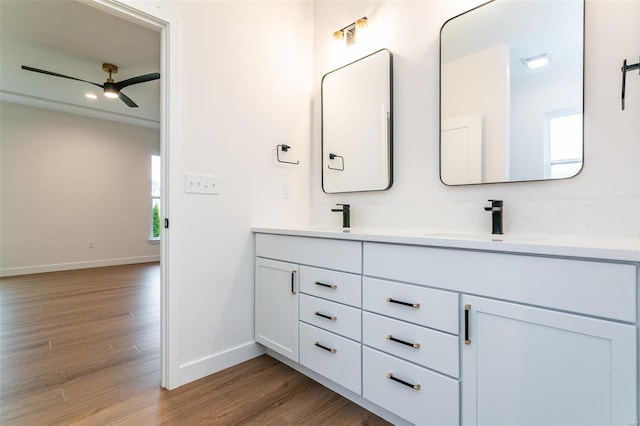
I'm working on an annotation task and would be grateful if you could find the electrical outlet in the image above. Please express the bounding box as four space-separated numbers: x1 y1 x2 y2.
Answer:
185 174 219 194
282 183 290 199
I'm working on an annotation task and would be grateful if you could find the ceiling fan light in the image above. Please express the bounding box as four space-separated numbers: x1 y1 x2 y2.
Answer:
103 83 119 99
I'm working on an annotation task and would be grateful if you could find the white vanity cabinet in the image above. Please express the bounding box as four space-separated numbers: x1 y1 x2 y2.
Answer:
254 233 362 385
254 229 639 426
462 295 637 426
364 241 638 426
255 258 299 362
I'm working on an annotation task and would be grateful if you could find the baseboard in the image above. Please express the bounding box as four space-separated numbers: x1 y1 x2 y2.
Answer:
175 341 265 389
0 255 161 277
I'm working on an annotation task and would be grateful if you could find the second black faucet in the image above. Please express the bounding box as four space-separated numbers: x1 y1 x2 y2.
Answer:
484 200 503 235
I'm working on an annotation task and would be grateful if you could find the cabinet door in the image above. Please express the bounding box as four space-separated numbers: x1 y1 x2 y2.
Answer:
461 295 637 426
255 258 299 362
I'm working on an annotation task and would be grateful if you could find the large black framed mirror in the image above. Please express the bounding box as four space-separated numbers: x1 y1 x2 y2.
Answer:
440 0 584 185
322 49 393 193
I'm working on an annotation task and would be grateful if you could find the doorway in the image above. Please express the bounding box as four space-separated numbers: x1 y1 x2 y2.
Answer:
89 0 172 388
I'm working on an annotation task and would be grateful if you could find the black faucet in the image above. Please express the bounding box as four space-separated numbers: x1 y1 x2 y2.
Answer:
331 204 350 230
484 200 503 235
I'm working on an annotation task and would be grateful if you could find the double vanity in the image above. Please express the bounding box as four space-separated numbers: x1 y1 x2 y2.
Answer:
254 227 639 426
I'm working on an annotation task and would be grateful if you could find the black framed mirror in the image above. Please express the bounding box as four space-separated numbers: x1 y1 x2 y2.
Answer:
440 0 584 185
322 49 393 193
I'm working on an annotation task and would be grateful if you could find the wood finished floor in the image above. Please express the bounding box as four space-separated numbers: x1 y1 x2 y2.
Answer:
0 263 389 425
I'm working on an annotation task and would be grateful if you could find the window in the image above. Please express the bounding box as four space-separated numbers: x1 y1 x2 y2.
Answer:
545 109 583 179
151 153 161 240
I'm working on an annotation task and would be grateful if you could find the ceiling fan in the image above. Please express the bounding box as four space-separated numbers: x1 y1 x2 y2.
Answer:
21 63 160 108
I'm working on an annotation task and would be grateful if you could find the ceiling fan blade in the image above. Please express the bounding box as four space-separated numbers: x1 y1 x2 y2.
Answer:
21 65 103 88
118 91 138 108
115 72 160 90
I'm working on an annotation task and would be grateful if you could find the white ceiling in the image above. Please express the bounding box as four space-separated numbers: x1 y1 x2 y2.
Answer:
0 0 161 128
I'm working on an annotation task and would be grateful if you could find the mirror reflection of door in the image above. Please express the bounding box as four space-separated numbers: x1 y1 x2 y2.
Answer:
441 114 482 185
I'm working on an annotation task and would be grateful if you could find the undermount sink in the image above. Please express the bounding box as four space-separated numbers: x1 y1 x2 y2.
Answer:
422 231 547 243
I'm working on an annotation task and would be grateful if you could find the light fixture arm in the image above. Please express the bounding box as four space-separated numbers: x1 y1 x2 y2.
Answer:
621 57 640 110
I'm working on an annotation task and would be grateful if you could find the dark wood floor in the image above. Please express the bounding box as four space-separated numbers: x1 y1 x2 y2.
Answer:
0 263 388 425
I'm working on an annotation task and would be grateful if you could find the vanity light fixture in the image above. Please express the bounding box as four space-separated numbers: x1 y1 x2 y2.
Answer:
333 17 368 46
85 93 98 100
521 53 551 69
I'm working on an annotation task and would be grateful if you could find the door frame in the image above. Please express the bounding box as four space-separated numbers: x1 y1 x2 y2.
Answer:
87 0 177 389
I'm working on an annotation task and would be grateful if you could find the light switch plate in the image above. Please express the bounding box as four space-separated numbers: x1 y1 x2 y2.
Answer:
185 174 219 194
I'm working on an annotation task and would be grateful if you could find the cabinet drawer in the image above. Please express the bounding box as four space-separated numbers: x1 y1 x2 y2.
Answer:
299 322 361 394
363 347 459 426
363 277 458 334
300 265 361 307
255 233 361 273
363 312 458 378
300 294 361 341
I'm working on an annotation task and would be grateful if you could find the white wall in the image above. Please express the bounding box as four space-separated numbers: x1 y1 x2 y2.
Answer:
0 102 160 276
126 1 314 387
310 0 640 239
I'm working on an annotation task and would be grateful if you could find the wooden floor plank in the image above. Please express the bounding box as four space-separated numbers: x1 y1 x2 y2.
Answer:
0 263 389 425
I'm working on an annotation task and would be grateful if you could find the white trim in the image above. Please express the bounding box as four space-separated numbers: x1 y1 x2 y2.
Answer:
0 255 160 277
176 342 265 389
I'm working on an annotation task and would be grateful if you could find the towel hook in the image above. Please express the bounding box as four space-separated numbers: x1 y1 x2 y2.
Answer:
327 153 344 171
621 57 640 110
276 144 299 165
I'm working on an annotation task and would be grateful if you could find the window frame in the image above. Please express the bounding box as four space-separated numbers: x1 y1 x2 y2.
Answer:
543 107 583 179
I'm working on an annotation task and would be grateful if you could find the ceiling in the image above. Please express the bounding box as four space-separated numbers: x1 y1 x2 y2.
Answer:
0 0 161 128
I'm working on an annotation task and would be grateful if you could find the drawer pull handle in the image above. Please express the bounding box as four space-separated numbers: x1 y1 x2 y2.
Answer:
387 335 420 349
315 281 338 289
387 373 421 390
314 311 337 321
464 303 471 345
386 297 420 309
314 341 337 353
291 270 297 295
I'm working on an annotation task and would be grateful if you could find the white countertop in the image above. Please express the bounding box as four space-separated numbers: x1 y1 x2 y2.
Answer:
252 226 640 262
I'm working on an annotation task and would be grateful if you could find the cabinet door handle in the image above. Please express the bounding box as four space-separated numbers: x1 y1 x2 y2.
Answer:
386 297 420 309
313 341 337 353
387 334 420 349
314 311 337 321
290 270 297 295
315 281 338 289
386 373 421 390
464 303 471 345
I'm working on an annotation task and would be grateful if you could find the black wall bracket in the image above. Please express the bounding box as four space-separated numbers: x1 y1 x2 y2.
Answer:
621 57 640 110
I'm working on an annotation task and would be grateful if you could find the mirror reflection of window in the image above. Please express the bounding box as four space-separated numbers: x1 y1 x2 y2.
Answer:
545 110 583 179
